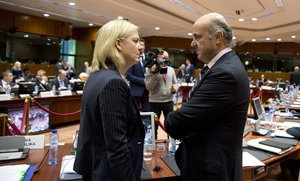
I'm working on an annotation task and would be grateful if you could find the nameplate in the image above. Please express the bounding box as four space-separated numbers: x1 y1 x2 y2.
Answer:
0 94 11 101
40 91 54 98
59 90 72 96
19 94 30 99
24 135 45 149
76 90 83 95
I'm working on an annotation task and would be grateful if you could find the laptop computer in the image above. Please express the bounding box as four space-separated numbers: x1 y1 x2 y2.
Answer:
0 136 30 162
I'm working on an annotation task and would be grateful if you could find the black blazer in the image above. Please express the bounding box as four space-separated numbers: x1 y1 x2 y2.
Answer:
50 77 70 90
290 71 300 85
185 64 195 82
34 79 51 91
126 57 148 97
74 66 145 181
165 51 250 181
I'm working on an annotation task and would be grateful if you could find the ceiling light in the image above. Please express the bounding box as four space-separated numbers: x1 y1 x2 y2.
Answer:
155 27 160 30
252 39 256 42
277 38 282 41
187 33 193 36
24 34 29 38
266 37 271 40
274 0 283 7
53 42 56 44
251 18 257 21
48 38 51 41
69 2 75 6
89 23 93 26
44 13 49 17
291 35 296 39
117 16 123 20
46 43 50 46
238 18 244 22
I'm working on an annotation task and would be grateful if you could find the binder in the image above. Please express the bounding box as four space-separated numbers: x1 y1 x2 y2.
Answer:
259 140 293 150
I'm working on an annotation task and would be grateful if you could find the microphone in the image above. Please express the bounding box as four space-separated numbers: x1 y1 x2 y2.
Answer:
39 83 46 90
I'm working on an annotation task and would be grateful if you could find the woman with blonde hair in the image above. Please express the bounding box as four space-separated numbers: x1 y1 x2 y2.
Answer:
11 61 24 79
74 19 145 181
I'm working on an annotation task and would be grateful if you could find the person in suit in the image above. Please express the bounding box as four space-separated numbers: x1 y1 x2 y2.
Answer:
54 58 64 76
125 38 149 111
177 64 186 82
74 19 145 181
34 69 51 92
51 69 70 90
290 66 300 86
185 58 195 83
0 70 15 93
145 50 178 139
82 61 90 74
164 13 250 181
64 61 77 80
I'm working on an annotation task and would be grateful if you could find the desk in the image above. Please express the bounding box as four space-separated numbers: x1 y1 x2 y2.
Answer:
1 139 299 181
243 133 300 181
0 94 82 126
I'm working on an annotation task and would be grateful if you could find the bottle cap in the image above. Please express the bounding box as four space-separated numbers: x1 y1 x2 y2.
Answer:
52 129 57 134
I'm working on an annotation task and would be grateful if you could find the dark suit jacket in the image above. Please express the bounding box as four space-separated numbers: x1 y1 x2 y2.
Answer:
126 58 148 97
290 71 300 85
34 79 51 91
50 77 70 90
74 65 145 181
185 64 195 83
165 51 250 181
0 80 15 88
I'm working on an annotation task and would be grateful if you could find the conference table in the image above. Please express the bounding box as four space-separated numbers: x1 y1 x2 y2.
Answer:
0 135 299 181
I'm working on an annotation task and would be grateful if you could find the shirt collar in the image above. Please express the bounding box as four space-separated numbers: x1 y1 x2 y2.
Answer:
207 47 232 69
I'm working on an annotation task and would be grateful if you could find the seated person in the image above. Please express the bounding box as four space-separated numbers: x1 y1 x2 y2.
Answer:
78 72 88 82
34 69 51 92
51 70 71 90
64 61 77 80
11 61 24 80
0 70 15 94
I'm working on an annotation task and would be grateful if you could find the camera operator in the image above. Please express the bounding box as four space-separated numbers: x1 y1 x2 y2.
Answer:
145 50 179 139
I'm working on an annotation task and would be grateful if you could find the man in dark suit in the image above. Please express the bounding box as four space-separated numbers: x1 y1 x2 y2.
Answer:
34 69 51 92
54 58 64 76
164 13 249 181
126 38 149 111
51 69 70 90
74 19 145 181
0 70 15 93
290 66 300 86
185 58 195 83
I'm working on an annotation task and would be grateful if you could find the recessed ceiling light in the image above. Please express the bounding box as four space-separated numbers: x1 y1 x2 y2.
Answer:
69 2 75 6
48 38 51 41
251 18 257 21
117 16 123 20
24 34 29 38
46 43 50 46
238 18 244 22
252 39 256 42
89 23 93 26
291 35 296 39
266 37 271 40
44 13 49 17
187 33 193 36
155 27 160 30
277 38 282 41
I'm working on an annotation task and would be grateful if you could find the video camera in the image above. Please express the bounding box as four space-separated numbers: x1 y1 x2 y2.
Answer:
144 48 168 74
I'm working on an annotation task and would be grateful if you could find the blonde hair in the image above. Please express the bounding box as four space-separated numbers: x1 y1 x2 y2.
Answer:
12 61 22 70
91 19 139 72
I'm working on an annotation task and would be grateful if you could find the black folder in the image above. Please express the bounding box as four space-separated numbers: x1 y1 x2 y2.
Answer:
259 140 293 150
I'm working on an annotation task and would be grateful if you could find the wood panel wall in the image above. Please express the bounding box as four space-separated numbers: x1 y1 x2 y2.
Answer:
0 9 72 38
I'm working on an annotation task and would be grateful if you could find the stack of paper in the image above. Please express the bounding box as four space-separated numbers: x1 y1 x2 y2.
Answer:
247 138 293 154
0 164 30 181
59 155 81 180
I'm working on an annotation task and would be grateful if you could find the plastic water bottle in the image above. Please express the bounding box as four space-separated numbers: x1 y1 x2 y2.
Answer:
34 85 39 94
68 84 72 91
52 85 56 94
168 136 176 156
48 129 59 165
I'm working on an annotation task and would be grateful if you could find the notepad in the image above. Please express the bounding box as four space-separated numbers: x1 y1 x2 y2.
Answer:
259 140 293 150
247 138 294 154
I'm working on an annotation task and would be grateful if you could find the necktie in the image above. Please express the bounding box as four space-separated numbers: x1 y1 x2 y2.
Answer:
188 66 209 99
60 80 65 87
